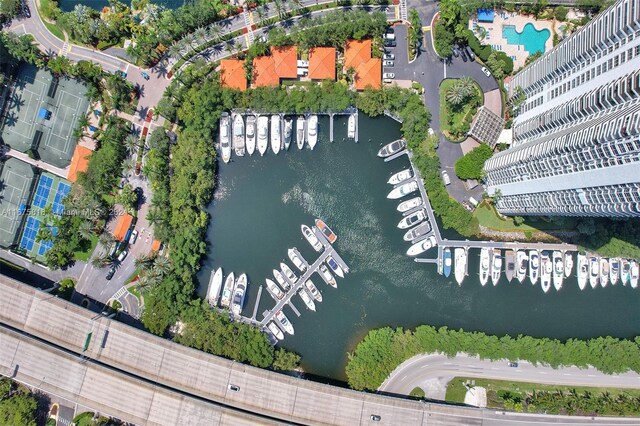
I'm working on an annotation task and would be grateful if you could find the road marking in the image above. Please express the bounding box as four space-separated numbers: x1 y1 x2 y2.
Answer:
422 26 431 32
539 372 547 375
563 373 571 376
587 374 596 377
395 5 399 20
443 61 446 79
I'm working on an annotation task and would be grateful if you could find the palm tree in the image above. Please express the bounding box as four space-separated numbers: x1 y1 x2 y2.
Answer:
91 252 112 269
184 33 197 53
78 221 93 240
121 157 136 177
137 270 162 293
99 232 115 250
195 27 207 44
207 24 223 43
446 85 465 106
134 254 156 270
168 42 183 60
152 255 172 276
457 76 475 98
124 134 139 155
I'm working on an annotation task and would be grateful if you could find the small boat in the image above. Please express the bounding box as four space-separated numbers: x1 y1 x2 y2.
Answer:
273 269 290 291
257 115 269 156
540 251 552 293
529 250 539 285
599 258 610 287
280 262 298 284
207 267 223 307
576 254 588 290
406 235 436 256
589 257 599 288
397 197 422 213
630 261 639 289
231 273 247 316
552 251 563 291
347 114 356 139
283 116 293 150
319 264 337 288
270 115 281 155
443 248 452 278
403 221 431 242
220 112 231 163
265 278 284 300
491 248 502 286
288 247 307 272
301 224 323 252
232 113 245 157
621 259 630 285
245 115 256 156
267 321 284 341
454 248 466 286
398 209 426 229
515 250 528 284
387 181 418 199
610 258 620 285
296 116 305 149
275 310 294 335
298 288 316 311
326 255 344 278
388 169 413 185
305 280 322 302
479 248 490 286
564 252 573 278
315 219 337 244
504 250 515 283
307 115 318 150
377 139 406 158
220 272 234 308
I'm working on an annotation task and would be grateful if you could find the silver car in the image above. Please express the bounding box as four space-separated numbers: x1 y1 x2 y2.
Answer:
383 60 394 67
383 72 395 79
383 53 395 60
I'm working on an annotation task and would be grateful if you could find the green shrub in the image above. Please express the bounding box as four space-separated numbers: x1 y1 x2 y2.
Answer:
466 32 491 61
96 40 116 51
434 21 454 57
553 6 568 21
454 144 493 180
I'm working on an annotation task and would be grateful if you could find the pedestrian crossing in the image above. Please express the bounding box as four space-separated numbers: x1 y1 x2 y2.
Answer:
400 0 408 21
60 42 70 56
113 286 127 300
243 10 254 44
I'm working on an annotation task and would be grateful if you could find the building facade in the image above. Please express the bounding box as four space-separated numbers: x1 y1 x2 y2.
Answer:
484 0 640 217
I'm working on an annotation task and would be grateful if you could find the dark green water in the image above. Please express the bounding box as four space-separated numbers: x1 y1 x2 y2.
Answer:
198 114 640 381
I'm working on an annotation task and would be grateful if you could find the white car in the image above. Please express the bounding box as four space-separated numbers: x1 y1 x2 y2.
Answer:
441 170 451 186
481 66 491 77
129 230 138 244
117 249 128 262
383 53 395 60
383 60 394 67
383 72 395 79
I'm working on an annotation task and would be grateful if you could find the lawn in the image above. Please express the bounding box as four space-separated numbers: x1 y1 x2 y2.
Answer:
74 233 98 262
473 201 575 233
439 78 482 142
127 285 141 300
37 0 65 40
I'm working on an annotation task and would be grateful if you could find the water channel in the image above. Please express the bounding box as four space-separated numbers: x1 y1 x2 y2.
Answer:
197 114 640 382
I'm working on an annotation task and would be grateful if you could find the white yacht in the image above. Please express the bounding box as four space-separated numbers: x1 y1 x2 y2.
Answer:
301 224 323 252
267 321 284 341
275 310 294 335
388 169 413 185
397 197 422 213
564 252 573 278
288 247 307 272
232 113 245 157
599 258 610 287
207 267 223 307
220 271 234 308
630 261 639 289
387 180 418 199
479 248 490 286
403 221 431 242
231 273 247 316
589 257 599 289
280 262 298 284
296 116 305 149
377 139 406 157
576 254 588 290
319 264 337 288
245 115 256 156
406 235 436 256
347 114 356 139
270 115 281 155
490 248 502 286
621 259 630 285
298 288 316 311
283 116 293 150
257 115 269 156
529 249 539 285
305 280 322 302
540 251 552 293
454 248 466 286
326 255 344 278
219 112 231 163
515 250 528 284
273 269 290 291
609 258 620 285
552 251 563 291
265 278 284 300
307 115 318 149
398 209 426 229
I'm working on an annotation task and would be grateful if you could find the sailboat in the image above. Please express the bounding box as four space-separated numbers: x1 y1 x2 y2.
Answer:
479 248 490 286
454 248 466 286
576 254 588 290
296 116 305 149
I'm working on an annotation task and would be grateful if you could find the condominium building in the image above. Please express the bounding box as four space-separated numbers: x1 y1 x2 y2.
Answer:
484 0 640 217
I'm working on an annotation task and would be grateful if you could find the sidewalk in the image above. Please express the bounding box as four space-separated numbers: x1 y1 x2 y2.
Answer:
4 148 69 179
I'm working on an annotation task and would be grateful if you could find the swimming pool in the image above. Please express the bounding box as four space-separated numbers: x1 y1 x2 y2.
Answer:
502 23 550 55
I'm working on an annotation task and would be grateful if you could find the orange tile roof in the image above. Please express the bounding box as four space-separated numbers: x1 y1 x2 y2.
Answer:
67 145 93 183
344 39 372 70
271 46 297 79
308 47 336 80
113 213 133 241
151 240 162 252
220 59 247 91
354 58 382 90
252 55 279 87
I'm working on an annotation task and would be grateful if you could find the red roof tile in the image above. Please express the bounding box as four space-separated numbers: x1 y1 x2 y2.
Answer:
344 39 371 70
252 56 279 87
220 59 248 91
354 58 382 90
271 46 297 79
308 47 336 80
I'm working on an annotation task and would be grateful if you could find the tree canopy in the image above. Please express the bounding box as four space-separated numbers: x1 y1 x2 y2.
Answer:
455 143 493 180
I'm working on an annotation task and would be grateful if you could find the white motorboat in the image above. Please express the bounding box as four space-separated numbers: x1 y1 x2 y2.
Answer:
540 251 552 293
270 115 281 155
609 258 620 285
298 288 316 311
387 180 418 199
307 115 318 149
231 273 247 316
388 169 413 185
296 116 305 149
265 278 284 300
207 267 223 307
529 249 539 285
220 112 231 163
403 221 431 242
220 271 234 308
315 219 337 244
257 115 269 156
245 115 256 156
347 114 356 139
491 248 502 286
267 321 284 340
275 310 294 335
280 262 298 284
232 113 245 157
630 261 639 289
283 116 293 150
301 224 323 252
288 247 307 272
576 254 588 290
515 250 528 284
454 248 466 286
319 264 337 288
326 255 344 278
397 197 422 213
599 258 610 287
564 252 573 278
589 257 599 289
305 280 322 302
504 250 515 283
621 259 630 285
552 251 563 291
406 235 436 256
377 139 406 157
273 269 290 290
398 209 426 229
479 248 490 286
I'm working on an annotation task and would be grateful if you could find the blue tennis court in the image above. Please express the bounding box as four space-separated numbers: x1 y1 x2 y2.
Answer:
37 226 57 256
52 182 71 215
33 175 53 208
20 217 40 251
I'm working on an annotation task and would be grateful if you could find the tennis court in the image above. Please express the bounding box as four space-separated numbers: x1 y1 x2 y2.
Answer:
33 175 53 209
19 217 40 252
0 158 36 248
52 182 71 215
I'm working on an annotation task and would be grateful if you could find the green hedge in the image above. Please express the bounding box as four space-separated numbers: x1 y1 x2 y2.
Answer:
455 143 493 180
466 32 491 61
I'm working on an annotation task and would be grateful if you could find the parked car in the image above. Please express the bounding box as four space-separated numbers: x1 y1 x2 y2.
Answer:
371 415 381 422
141 71 150 80
465 45 475 61
459 49 468 62
115 70 127 78
384 40 396 48
383 53 395 60
451 46 460 57
441 170 451 186
508 361 518 368
134 186 143 207
428 128 435 136
117 250 128 262
384 33 396 41
383 60 394 67
106 265 117 280
383 72 395 79
481 66 492 77
129 230 138 244
228 384 240 392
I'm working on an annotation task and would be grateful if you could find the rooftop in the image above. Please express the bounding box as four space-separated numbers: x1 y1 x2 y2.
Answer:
308 47 336 81
354 58 382 90
469 106 505 147
220 59 248 91
344 40 372 70
252 56 279 88
67 145 93 182
271 46 298 79
113 213 134 241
